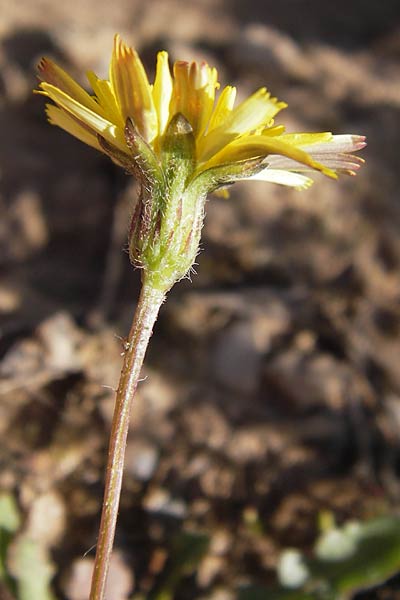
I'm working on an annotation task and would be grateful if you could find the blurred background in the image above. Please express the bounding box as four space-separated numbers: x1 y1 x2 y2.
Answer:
1 0 400 598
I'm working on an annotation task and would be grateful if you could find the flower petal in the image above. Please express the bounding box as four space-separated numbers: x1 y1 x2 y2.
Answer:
38 58 103 115
266 153 364 174
202 134 337 178
45 103 101 150
223 87 286 135
207 85 236 132
275 133 367 175
86 71 125 128
199 87 287 162
262 125 286 137
299 134 367 154
169 60 219 138
248 168 314 190
307 153 365 174
39 82 128 151
110 35 158 141
279 132 333 147
192 62 219 137
153 51 173 136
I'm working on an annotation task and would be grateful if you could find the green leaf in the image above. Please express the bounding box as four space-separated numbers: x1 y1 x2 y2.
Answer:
0 495 21 534
152 530 210 600
238 584 315 600
310 516 400 596
246 516 400 600
11 537 55 600
0 494 21 594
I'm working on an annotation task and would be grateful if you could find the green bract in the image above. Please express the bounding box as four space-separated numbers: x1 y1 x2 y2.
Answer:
102 114 265 292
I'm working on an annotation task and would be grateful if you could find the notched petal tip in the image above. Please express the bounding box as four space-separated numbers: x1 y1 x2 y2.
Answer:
36 57 62 84
113 34 140 66
33 86 46 96
113 34 135 65
37 57 49 76
37 57 62 82
156 49 169 60
113 33 129 58
351 135 367 151
329 134 367 154
36 58 59 87
308 151 365 177
174 60 190 70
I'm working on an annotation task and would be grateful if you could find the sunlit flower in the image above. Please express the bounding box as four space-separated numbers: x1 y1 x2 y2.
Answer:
36 35 366 292
37 35 365 190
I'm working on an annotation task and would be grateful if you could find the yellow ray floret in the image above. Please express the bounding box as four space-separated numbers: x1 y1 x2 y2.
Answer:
37 58 104 115
169 60 219 139
45 103 101 150
39 82 128 151
110 35 158 142
152 51 173 137
207 85 237 132
197 88 287 162
86 71 125 129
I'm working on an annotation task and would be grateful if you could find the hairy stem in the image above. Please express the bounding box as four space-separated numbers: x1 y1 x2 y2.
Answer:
90 281 165 600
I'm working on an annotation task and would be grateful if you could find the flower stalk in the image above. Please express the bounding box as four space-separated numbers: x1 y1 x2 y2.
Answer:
89 281 165 600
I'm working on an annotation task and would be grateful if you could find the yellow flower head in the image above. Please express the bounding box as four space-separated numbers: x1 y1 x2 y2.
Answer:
37 35 366 292
37 35 365 190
